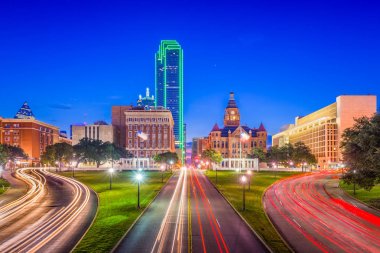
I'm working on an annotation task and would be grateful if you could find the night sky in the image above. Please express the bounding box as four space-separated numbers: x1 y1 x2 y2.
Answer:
1 0 379 141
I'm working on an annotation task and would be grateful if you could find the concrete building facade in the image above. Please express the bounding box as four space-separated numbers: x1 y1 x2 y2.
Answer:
71 124 114 145
272 95 377 169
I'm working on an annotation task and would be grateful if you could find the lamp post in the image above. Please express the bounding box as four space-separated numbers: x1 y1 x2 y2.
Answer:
71 161 75 178
272 162 277 178
160 165 165 183
169 160 174 172
353 169 357 195
108 168 114 190
247 170 252 191
136 173 143 208
241 175 247 211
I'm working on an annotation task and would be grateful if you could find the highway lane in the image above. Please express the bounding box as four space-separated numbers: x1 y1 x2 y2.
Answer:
114 169 189 253
264 172 380 253
115 167 269 253
189 168 270 253
0 168 97 253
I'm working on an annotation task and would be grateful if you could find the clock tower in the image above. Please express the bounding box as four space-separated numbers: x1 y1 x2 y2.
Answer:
224 92 240 127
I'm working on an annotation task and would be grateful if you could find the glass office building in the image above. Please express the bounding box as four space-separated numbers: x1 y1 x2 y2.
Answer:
155 40 184 161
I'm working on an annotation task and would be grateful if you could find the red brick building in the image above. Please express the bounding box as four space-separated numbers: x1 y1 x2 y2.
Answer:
112 106 175 158
0 102 60 164
206 92 267 158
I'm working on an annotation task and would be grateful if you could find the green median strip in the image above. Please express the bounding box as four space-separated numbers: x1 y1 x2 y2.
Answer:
206 170 300 253
339 181 380 209
0 177 10 195
59 170 171 253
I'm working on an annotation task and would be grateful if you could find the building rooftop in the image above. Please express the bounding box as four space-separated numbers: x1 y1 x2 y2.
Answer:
14 102 35 120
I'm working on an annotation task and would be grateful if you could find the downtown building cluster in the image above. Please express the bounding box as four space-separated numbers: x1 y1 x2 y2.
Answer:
0 40 185 166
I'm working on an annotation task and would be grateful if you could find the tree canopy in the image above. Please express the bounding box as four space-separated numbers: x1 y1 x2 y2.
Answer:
41 138 132 168
202 149 223 168
341 114 380 190
0 144 28 166
267 142 316 167
153 152 179 165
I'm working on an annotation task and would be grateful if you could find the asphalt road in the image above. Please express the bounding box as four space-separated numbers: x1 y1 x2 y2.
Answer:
114 169 189 253
264 172 380 253
115 168 269 253
0 168 97 253
189 168 269 253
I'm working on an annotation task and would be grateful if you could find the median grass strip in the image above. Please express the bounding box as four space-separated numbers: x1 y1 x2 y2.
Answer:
59 170 171 253
0 178 10 195
340 181 380 209
206 170 300 253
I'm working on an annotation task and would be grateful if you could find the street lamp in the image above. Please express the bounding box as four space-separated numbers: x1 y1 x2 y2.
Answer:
169 160 174 172
240 132 249 172
353 169 357 195
136 173 143 208
70 160 75 178
160 165 165 183
108 168 114 190
240 175 247 211
289 161 294 168
247 170 252 191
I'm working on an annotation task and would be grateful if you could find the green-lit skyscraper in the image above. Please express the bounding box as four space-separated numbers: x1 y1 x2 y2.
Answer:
155 40 184 162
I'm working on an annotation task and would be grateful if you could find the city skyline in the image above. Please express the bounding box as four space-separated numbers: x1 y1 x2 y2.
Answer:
1 1 380 141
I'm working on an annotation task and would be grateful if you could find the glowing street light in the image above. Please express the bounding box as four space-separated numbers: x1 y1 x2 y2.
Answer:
240 175 247 211
136 173 143 208
108 168 115 190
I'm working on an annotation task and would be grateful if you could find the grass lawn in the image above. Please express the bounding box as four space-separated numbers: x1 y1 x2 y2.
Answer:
0 177 10 195
59 170 172 253
340 181 380 209
206 170 301 253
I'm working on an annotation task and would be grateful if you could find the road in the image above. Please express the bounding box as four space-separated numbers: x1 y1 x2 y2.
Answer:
0 168 97 253
264 172 380 253
114 167 269 253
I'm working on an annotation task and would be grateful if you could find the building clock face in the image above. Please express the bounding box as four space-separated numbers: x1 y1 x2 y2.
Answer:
231 111 235 115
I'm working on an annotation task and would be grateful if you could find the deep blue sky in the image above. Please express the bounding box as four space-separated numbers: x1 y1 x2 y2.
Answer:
1 0 379 141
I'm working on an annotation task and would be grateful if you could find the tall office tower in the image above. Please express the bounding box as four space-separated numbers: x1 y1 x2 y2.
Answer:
155 40 184 161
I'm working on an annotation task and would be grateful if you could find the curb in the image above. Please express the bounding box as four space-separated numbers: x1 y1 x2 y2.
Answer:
338 181 380 213
111 172 174 253
205 175 273 253
262 179 296 253
70 187 99 253
262 172 314 253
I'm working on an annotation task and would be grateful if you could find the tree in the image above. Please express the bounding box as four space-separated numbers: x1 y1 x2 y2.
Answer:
202 149 223 169
41 143 73 170
153 152 179 169
292 142 317 166
0 144 28 169
267 145 286 166
250 148 267 162
341 114 380 190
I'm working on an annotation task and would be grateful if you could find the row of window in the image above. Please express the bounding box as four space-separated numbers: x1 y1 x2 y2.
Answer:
127 118 170 123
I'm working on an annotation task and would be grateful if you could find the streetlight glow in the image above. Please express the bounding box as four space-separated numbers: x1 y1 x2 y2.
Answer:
241 175 247 183
136 173 143 182
247 170 252 175
109 168 115 174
